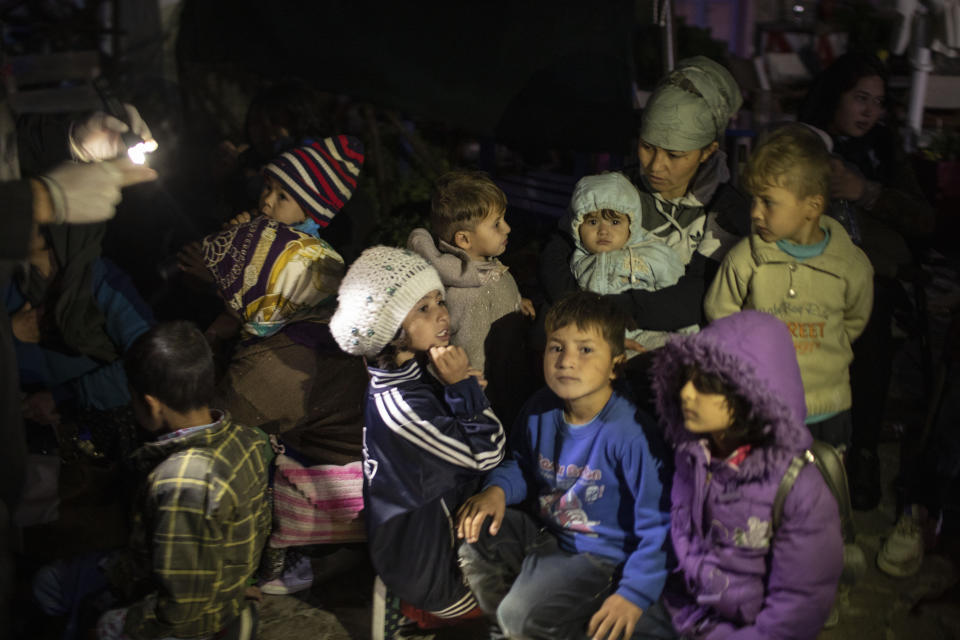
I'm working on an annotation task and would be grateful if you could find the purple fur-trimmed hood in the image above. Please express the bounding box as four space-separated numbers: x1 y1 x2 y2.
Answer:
651 310 810 481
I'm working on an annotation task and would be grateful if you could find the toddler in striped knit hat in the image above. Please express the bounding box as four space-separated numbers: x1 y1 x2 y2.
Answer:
229 135 365 239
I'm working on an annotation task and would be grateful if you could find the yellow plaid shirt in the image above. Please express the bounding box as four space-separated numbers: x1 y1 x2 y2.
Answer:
120 411 271 639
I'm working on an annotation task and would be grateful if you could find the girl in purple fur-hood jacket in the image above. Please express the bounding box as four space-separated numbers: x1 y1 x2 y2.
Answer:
651 310 843 639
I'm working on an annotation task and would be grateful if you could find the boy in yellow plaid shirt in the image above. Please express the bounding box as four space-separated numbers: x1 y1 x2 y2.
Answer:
33 322 271 639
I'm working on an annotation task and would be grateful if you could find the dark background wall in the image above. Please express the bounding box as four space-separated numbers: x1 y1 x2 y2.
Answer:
176 0 638 152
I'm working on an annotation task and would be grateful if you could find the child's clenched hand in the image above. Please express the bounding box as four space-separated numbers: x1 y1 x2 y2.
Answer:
456 486 506 543
520 298 536 318
828 157 866 201
224 211 253 228
22 390 59 427
624 338 645 354
11 301 40 343
588 594 644 640
429 345 471 385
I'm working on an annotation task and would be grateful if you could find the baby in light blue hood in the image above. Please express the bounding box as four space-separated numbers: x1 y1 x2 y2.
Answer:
567 172 695 351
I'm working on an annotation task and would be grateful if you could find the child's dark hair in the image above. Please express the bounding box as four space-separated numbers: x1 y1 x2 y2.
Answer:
430 170 507 245
681 364 773 448
544 291 626 358
375 326 412 370
124 321 215 413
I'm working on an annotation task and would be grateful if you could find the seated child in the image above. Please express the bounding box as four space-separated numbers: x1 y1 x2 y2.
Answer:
215 78 334 215
651 310 843 638
408 170 534 425
254 135 364 238
197 136 359 342
704 124 874 449
567 172 689 352
456 291 672 640
178 135 363 282
329 246 506 620
203 215 365 594
202 215 345 338
32 321 271 639
7 224 153 418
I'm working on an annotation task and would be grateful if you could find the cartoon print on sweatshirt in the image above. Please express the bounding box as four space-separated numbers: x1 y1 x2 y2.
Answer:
536 453 604 534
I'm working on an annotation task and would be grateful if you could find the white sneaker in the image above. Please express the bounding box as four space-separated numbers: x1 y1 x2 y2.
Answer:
260 554 314 595
877 505 924 578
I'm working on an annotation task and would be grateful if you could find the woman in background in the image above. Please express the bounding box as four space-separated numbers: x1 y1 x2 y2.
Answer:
800 52 935 513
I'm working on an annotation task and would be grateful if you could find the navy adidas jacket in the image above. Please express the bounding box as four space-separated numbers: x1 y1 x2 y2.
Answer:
362 357 505 612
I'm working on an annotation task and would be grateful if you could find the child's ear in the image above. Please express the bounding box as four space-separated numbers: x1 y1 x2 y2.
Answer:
144 394 165 424
610 352 627 379
804 194 825 219
453 230 472 252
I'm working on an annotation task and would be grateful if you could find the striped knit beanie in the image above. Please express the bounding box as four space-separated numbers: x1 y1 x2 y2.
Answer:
263 135 365 227
330 246 444 358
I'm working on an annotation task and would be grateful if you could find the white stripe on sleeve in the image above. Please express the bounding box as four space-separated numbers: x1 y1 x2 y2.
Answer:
373 389 504 470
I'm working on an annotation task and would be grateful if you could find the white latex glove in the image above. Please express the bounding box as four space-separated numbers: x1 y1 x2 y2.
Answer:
69 104 154 162
40 158 158 224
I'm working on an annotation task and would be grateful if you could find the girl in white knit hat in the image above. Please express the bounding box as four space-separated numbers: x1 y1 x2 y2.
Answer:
329 246 505 626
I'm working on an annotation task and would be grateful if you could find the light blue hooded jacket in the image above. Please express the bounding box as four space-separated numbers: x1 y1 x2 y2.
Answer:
568 172 685 295
566 172 693 350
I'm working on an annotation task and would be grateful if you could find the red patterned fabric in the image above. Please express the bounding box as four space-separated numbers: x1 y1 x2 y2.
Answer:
399 602 484 629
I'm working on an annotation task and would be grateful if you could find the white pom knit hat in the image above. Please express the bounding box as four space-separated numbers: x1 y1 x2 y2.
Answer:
330 246 445 358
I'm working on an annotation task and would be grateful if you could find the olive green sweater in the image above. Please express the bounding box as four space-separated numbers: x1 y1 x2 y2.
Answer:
704 216 873 416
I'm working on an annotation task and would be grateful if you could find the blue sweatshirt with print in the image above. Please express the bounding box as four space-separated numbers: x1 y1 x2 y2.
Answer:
485 388 670 610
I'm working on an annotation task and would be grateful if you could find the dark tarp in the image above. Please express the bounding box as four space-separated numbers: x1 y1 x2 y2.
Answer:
177 0 636 152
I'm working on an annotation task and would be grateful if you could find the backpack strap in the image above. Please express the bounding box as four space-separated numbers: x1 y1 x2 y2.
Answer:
809 440 857 544
772 450 815 531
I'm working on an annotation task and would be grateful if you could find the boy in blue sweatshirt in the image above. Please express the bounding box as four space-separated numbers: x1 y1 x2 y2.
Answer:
456 291 672 640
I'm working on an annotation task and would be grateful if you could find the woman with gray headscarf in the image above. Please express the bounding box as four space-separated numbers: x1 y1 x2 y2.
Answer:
540 56 750 336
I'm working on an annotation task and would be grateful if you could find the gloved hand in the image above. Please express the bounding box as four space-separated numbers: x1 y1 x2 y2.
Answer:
40 158 158 224
69 104 154 162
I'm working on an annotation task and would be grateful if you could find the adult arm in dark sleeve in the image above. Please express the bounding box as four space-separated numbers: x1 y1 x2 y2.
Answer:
0 181 36 261
16 113 72 176
538 230 578 305
608 252 712 331
609 183 749 331
0 189 29 509
858 154 935 238
0 177 50 511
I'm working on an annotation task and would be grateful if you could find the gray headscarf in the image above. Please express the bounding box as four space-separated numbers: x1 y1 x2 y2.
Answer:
640 56 743 152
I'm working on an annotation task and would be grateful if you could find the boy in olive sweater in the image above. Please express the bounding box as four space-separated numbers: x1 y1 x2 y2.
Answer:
704 124 873 448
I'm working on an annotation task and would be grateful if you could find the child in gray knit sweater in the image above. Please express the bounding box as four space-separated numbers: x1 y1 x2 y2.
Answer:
408 170 534 426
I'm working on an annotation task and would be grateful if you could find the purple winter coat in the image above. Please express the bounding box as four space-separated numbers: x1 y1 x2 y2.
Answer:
651 311 843 640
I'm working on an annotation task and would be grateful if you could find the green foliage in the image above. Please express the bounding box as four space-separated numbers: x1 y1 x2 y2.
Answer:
360 116 450 247
369 201 432 248
922 128 960 162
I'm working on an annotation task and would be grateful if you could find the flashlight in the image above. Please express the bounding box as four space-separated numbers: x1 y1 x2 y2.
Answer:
126 139 158 165
91 76 158 165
